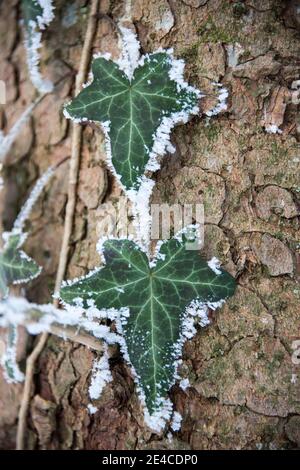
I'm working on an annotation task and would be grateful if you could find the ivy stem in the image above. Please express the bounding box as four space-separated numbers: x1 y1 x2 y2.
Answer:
16 0 100 450
49 324 104 352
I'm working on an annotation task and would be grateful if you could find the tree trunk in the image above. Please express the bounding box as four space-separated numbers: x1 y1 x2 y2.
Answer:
0 0 300 450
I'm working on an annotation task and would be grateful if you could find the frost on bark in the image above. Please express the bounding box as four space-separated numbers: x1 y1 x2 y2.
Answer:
0 0 300 450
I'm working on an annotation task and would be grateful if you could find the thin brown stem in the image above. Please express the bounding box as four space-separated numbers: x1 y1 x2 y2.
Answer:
49 324 104 352
16 331 48 450
16 0 100 450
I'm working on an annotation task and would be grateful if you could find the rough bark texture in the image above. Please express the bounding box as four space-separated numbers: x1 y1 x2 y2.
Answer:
0 0 300 450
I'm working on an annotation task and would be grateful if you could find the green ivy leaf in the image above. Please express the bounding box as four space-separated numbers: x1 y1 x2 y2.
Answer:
64 44 200 192
60 233 235 415
0 233 41 299
21 0 43 29
1 324 25 383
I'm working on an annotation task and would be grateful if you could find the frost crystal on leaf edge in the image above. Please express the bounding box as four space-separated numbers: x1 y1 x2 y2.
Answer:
23 0 55 93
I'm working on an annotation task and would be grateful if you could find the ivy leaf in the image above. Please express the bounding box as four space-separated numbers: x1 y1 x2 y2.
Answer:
21 0 54 33
1 325 25 383
0 233 41 299
60 233 236 416
64 32 200 193
21 0 43 29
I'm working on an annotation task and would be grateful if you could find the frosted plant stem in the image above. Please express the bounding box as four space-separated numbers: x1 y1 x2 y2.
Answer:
12 155 69 234
16 0 99 450
0 95 44 164
13 167 55 233
49 324 105 352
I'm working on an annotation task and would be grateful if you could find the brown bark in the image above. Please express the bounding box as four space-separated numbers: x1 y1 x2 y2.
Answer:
0 0 299 450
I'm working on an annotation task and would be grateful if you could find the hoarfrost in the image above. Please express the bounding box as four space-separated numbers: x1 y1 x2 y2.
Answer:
89 345 112 400
205 83 228 117
265 124 283 134
0 325 24 384
23 1 55 93
0 102 36 162
13 166 55 232
207 256 222 276
170 411 182 432
87 403 98 414
117 26 140 80
24 23 53 93
36 0 55 29
179 378 190 391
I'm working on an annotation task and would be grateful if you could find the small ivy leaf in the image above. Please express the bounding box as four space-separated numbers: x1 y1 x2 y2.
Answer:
64 29 201 193
0 232 42 299
1 325 24 383
59 230 236 421
22 0 43 28
21 0 55 39
0 167 54 300
21 0 55 93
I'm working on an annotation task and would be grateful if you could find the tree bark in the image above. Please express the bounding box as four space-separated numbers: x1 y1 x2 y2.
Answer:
0 0 299 450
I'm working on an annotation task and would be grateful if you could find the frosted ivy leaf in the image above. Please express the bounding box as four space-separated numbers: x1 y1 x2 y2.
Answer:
22 0 44 28
64 28 201 193
59 232 236 418
1 325 25 383
0 233 41 299
21 0 55 93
